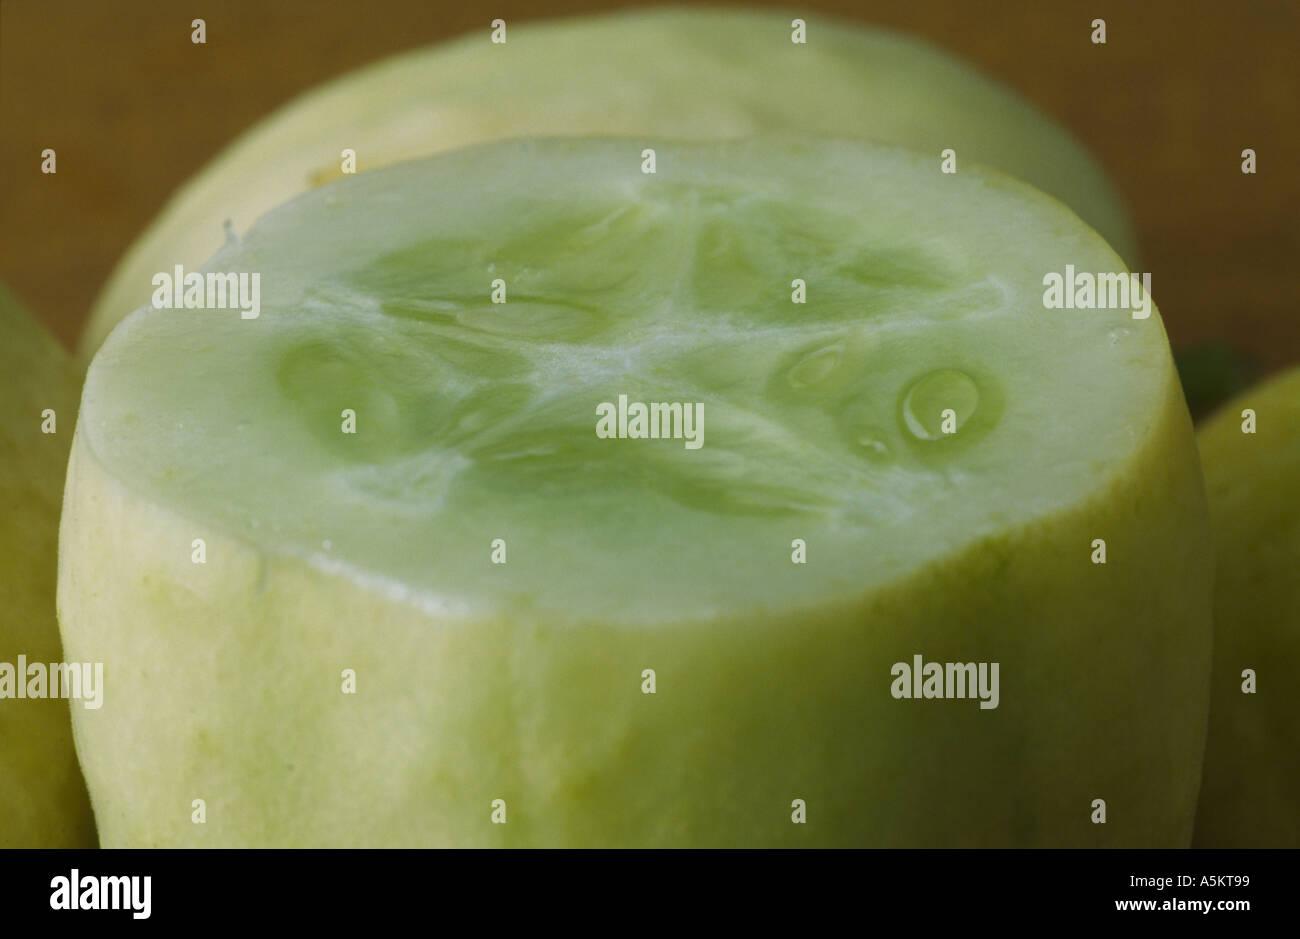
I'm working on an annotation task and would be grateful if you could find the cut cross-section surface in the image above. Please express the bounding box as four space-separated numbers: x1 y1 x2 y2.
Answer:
82 140 1150 621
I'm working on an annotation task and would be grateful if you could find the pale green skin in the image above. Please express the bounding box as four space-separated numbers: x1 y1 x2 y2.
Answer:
0 286 97 847
79 6 1135 365
1194 366 1300 847
62 138 1207 847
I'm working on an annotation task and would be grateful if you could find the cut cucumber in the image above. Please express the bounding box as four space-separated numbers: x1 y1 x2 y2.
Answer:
1194 365 1300 847
63 138 1206 847
0 285 96 847
79 6 1135 364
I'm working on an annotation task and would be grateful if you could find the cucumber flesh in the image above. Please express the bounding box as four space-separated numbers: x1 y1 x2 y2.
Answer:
64 139 1210 847
84 139 1156 622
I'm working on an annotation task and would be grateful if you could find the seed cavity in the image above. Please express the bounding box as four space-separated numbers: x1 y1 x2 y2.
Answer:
786 342 843 390
900 369 980 441
837 397 893 461
855 429 891 460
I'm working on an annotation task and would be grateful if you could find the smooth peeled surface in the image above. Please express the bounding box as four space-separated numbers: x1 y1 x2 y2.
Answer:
0 286 96 847
79 6 1135 364
1194 366 1300 847
64 139 1207 847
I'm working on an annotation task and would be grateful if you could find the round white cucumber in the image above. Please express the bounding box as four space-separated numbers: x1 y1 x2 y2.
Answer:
1194 365 1300 847
0 285 96 847
62 138 1205 847
79 6 1136 364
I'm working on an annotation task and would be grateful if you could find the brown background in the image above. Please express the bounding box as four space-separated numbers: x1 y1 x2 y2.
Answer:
1 0 1297 378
